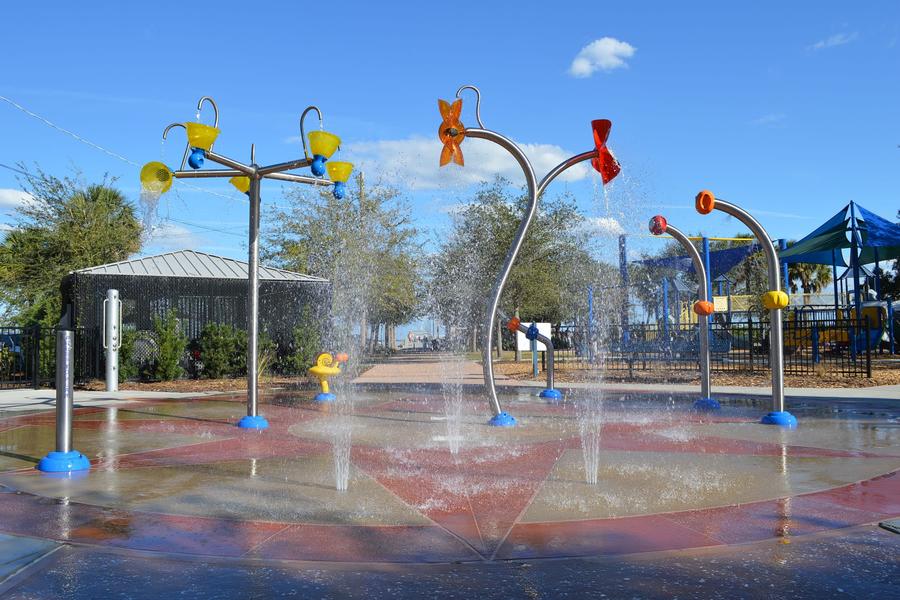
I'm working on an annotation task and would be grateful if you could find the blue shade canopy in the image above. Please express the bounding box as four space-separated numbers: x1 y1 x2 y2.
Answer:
779 202 900 266
636 243 760 279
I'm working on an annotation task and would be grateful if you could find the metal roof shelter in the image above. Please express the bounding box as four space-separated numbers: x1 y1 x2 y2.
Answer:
61 250 330 379
72 250 327 282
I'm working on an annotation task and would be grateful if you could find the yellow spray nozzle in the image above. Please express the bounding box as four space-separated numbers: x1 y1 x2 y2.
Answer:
140 161 173 194
308 130 341 159
185 122 220 151
326 161 353 183
229 176 250 194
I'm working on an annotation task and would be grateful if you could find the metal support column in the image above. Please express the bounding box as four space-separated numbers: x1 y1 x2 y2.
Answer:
237 176 269 429
103 289 121 392
37 329 90 472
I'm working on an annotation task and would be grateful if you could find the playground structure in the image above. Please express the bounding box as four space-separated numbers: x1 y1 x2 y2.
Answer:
438 84 620 426
140 96 352 430
309 352 349 402
648 216 718 411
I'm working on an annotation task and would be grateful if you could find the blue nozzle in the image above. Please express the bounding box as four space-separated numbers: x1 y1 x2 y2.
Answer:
761 411 797 428
333 181 346 200
237 415 269 430
188 148 206 169
526 323 539 341
311 155 327 176
488 412 517 427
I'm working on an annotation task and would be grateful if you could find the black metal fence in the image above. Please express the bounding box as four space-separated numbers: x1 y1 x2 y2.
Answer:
551 314 872 377
0 326 102 390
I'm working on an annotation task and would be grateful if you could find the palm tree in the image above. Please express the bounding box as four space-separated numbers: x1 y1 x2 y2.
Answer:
788 261 833 304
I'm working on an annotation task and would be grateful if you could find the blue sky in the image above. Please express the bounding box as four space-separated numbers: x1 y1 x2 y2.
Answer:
1 0 898 268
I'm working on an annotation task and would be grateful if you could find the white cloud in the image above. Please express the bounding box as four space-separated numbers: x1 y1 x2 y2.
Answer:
587 216 625 236
0 189 33 210
751 113 786 126
808 32 858 51
568 37 636 77
342 136 590 191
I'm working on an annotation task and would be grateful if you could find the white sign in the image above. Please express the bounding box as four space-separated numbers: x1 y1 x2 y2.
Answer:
515 322 552 352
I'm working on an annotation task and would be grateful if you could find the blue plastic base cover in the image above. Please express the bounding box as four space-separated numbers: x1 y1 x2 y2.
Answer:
488 412 517 427
36 450 90 473
540 388 563 401
760 411 798 428
237 415 269 430
314 392 336 403
693 397 721 411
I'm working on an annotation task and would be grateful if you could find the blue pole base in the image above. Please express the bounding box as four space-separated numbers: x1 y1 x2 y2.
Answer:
237 415 269 429
539 388 563 401
314 392 336 403
36 450 90 473
693 397 721 411
488 412 517 427
760 411 798 428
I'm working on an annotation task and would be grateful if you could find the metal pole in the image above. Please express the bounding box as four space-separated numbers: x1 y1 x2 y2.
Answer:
236 175 268 429
103 289 121 392
702 237 712 301
665 224 713 406
36 329 90 472
832 249 839 319
619 234 630 343
56 330 74 454
850 202 862 320
700 195 792 424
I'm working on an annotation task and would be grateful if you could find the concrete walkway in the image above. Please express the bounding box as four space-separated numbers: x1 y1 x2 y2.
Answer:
0 389 222 413
356 353 900 400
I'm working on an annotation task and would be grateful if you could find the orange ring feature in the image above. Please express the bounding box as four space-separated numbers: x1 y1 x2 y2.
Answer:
696 190 716 215
506 317 521 332
693 300 715 316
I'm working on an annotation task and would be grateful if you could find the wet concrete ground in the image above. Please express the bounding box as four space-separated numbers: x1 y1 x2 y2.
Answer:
0 388 897 597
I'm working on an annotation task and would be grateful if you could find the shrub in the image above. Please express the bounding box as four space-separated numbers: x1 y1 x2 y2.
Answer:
152 309 187 381
118 328 139 382
198 323 240 379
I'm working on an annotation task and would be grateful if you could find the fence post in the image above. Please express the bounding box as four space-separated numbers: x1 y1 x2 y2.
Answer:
31 325 40 389
812 323 819 365
747 315 754 374
865 316 872 377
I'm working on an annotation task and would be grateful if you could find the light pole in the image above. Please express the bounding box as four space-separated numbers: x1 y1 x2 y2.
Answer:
437 85 621 425
141 96 353 430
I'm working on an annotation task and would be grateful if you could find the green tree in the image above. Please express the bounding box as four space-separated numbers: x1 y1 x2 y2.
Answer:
264 173 421 354
0 167 142 326
428 178 617 344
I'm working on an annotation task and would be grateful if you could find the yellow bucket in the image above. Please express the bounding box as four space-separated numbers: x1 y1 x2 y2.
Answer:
229 176 250 194
140 162 173 194
308 130 341 158
186 122 220 151
326 161 353 183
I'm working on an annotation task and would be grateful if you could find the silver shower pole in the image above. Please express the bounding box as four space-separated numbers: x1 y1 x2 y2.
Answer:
103 288 121 392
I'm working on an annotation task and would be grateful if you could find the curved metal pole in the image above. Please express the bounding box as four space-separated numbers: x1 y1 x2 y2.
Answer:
665 224 711 400
474 136 596 417
162 122 190 171
300 106 324 159
710 199 785 413
466 128 537 417
197 96 219 128
455 86 485 129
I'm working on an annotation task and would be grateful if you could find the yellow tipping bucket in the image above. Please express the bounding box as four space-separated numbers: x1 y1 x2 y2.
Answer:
326 161 353 183
229 176 250 194
308 130 341 158
185 122 220 151
140 162 173 194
